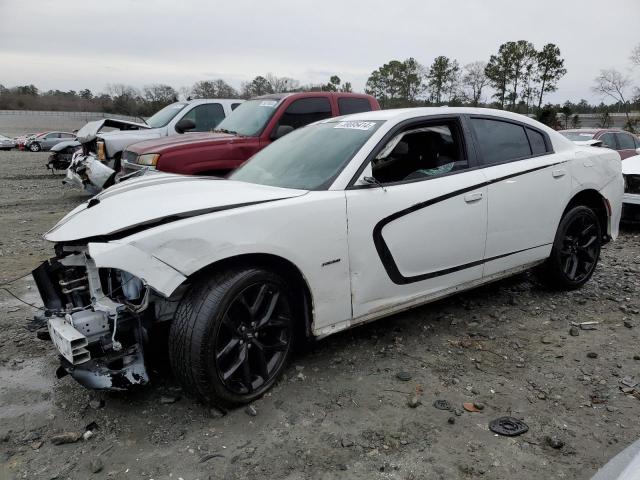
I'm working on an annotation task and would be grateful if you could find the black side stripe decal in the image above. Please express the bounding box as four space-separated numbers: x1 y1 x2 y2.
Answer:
373 162 566 285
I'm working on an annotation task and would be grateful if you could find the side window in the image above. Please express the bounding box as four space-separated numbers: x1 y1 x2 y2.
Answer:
181 103 226 132
617 133 635 150
372 121 468 184
599 133 616 149
471 118 531 165
338 98 372 115
526 127 548 155
231 103 242 110
278 98 332 130
47 133 60 139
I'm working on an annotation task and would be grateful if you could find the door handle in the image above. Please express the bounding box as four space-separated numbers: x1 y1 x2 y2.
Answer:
552 169 566 178
464 192 483 203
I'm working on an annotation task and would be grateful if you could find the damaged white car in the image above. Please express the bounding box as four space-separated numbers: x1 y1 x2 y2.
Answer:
34 108 623 406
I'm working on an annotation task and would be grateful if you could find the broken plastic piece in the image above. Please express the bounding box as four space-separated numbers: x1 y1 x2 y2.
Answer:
433 399 452 411
489 417 529 436
463 402 481 412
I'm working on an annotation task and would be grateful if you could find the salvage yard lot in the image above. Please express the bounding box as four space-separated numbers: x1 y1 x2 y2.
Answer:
1 150 640 480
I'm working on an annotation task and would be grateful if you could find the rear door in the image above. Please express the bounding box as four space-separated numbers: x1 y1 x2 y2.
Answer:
467 115 572 277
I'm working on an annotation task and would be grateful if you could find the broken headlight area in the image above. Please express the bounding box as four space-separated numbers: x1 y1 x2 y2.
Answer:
32 244 156 390
63 151 116 196
624 174 640 195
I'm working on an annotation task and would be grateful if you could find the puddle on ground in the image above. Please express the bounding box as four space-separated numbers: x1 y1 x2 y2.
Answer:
0 357 55 424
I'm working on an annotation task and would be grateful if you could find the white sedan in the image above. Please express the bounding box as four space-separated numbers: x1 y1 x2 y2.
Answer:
622 154 640 223
34 107 623 406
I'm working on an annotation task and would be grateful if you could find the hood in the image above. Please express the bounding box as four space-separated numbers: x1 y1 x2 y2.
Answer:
622 155 640 175
126 132 245 155
76 118 150 143
50 140 80 152
45 173 307 242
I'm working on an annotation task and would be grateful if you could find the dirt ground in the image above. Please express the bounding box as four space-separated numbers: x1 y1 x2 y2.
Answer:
1 149 639 480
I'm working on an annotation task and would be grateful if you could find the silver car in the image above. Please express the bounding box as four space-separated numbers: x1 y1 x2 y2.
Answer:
0 134 16 150
25 131 76 152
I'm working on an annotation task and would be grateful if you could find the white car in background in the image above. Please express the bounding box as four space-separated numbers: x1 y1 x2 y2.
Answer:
0 133 16 150
622 154 640 223
34 107 622 406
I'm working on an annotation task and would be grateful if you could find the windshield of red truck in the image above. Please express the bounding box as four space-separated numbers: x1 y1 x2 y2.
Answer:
215 99 280 136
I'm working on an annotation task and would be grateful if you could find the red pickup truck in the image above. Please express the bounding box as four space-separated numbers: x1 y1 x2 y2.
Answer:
122 92 380 175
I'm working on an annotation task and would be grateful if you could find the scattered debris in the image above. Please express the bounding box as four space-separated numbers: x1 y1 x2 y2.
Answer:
473 402 485 411
51 432 82 445
540 336 553 344
624 320 634 329
341 437 354 448
571 321 599 330
159 395 180 404
433 399 452 411
586 352 598 359
89 458 103 473
569 327 580 337
82 430 94 441
545 436 564 449
447 416 456 424
621 377 638 388
633 355 640 361
89 399 104 410
463 402 481 413
396 371 412 382
489 417 529 437
407 395 421 408
245 405 258 417
199 452 225 463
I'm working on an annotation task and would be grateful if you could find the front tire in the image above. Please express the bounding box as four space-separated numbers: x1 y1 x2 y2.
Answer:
169 267 295 406
540 205 601 290
29 142 41 152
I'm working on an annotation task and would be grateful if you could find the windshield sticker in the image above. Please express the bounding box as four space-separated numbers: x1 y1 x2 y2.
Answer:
334 121 376 130
259 100 277 107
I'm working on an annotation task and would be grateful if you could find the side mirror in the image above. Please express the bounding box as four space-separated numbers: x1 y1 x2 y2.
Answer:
175 118 196 134
271 125 294 140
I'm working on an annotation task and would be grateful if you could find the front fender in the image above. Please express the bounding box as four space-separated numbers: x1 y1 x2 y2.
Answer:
88 241 186 297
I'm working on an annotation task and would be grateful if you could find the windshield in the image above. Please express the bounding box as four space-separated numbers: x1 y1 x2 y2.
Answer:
560 131 595 141
230 120 382 190
215 99 280 136
146 102 188 128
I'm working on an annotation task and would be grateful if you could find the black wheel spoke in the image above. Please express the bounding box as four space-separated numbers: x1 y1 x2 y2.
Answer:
216 337 240 361
252 340 270 380
567 255 579 280
222 345 246 381
214 279 293 396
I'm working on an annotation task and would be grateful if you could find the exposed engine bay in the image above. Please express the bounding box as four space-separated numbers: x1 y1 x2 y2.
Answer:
32 244 181 390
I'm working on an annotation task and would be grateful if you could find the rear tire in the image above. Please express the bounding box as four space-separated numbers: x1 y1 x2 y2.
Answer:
169 267 295 406
29 143 41 152
539 205 601 290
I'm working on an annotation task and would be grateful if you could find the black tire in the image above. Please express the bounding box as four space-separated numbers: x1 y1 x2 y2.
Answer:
29 142 41 152
539 205 601 290
169 267 295 406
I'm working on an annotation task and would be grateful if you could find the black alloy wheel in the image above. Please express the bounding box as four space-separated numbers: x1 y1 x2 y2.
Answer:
541 205 601 290
214 282 292 395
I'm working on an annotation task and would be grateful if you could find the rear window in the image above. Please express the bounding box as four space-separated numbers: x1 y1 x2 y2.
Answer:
526 128 548 155
338 97 372 115
471 118 531 165
617 133 636 150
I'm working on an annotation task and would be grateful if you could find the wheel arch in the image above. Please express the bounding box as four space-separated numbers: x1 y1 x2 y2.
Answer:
562 189 610 242
185 253 315 339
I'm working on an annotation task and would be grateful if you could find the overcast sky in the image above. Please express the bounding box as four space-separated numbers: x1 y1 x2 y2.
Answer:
1 0 638 104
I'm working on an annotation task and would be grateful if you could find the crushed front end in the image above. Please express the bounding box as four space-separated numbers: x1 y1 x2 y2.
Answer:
32 244 156 390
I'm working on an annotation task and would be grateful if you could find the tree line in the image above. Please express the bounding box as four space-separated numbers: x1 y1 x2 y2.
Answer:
1 40 639 130
0 74 351 118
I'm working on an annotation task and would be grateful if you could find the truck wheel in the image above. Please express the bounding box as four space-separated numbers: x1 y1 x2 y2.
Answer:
169 267 295 406
539 205 601 290
29 142 41 152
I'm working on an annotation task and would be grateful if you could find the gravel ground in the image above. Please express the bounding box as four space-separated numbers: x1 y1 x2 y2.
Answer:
1 149 640 480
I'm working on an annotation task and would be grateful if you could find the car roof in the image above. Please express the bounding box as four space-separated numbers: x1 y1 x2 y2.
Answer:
252 92 374 101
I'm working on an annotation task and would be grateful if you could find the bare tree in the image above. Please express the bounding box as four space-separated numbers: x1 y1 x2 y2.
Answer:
631 43 640 67
592 69 632 125
264 73 299 93
462 61 488 106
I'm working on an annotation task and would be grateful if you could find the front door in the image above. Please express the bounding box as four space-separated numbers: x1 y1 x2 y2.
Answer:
345 117 488 320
